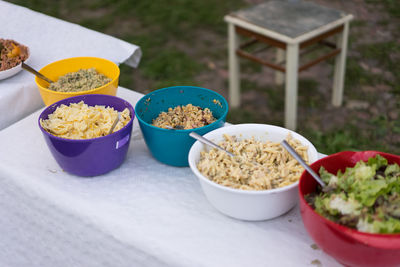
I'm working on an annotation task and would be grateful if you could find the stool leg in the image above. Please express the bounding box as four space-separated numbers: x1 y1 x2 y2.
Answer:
275 48 285 85
228 23 240 108
285 43 299 130
332 22 350 106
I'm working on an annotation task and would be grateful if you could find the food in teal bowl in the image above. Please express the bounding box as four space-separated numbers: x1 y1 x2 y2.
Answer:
135 86 228 166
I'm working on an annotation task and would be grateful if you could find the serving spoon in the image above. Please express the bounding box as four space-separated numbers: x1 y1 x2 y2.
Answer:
21 62 54 84
108 112 121 135
189 132 271 172
281 140 326 188
189 132 235 157
163 126 234 156
165 125 184 130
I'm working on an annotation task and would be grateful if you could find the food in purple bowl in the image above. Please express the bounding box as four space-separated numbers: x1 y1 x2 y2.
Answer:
38 94 135 177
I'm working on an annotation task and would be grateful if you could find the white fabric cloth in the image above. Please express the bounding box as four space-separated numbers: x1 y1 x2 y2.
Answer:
0 0 142 130
0 86 339 267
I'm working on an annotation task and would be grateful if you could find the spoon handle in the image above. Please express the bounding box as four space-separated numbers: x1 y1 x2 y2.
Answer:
189 132 235 157
21 62 54 84
281 140 326 187
108 112 121 135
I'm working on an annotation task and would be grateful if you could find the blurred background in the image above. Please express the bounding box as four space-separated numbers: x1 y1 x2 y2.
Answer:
6 0 399 155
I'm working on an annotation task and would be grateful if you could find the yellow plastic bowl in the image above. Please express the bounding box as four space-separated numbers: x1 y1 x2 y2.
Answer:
35 57 120 106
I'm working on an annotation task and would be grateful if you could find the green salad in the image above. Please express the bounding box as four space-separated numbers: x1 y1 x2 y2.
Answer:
306 155 400 234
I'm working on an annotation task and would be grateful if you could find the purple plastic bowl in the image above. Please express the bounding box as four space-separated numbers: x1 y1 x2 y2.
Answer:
38 94 135 177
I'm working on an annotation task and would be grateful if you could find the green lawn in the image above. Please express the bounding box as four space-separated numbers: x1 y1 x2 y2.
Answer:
7 0 400 155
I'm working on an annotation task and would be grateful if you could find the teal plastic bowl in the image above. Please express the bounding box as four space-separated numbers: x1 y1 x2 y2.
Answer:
135 86 228 167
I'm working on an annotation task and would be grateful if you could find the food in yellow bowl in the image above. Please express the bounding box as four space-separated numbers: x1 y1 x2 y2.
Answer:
48 68 111 93
35 57 120 106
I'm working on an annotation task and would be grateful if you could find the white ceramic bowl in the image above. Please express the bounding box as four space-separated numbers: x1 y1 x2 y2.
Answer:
188 123 319 221
0 49 30 80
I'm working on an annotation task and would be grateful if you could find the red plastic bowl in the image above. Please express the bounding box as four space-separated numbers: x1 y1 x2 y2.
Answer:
299 151 400 267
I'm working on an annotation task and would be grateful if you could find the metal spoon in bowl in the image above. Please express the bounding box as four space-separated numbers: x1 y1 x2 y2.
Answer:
165 125 185 130
281 140 326 188
108 112 121 135
189 132 270 173
189 132 270 175
21 62 54 84
189 132 235 157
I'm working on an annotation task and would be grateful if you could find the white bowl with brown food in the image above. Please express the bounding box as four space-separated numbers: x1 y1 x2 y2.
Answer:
188 124 319 221
0 38 29 80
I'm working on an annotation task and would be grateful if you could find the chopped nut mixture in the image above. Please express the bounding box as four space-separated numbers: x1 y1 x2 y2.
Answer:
152 104 216 130
48 68 111 92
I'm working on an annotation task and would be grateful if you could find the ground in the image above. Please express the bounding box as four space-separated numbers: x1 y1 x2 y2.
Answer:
6 0 400 154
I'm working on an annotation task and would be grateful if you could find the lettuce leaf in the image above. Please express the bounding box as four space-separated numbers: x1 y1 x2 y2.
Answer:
368 154 388 169
311 155 400 233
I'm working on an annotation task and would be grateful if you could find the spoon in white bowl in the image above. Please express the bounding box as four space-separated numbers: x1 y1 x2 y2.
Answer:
281 140 326 188
189 132 235 157
189 132 271 173
21 62 54 84
108 112 121 135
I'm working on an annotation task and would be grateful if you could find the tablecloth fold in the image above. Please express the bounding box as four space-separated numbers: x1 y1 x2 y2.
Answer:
0 0 142 130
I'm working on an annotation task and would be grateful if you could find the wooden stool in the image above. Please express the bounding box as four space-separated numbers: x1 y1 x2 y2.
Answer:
224 1 353 130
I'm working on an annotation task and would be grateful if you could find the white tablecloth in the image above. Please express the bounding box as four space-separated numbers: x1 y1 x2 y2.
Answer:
0 86 339 267
0 0 142 130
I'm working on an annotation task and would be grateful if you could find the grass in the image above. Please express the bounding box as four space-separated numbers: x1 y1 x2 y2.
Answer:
6 0 400 155
110 0 245 35
9 0 243 91
300 125 390 154
344 58 379 96
365 0 400 19
357 41 400 94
